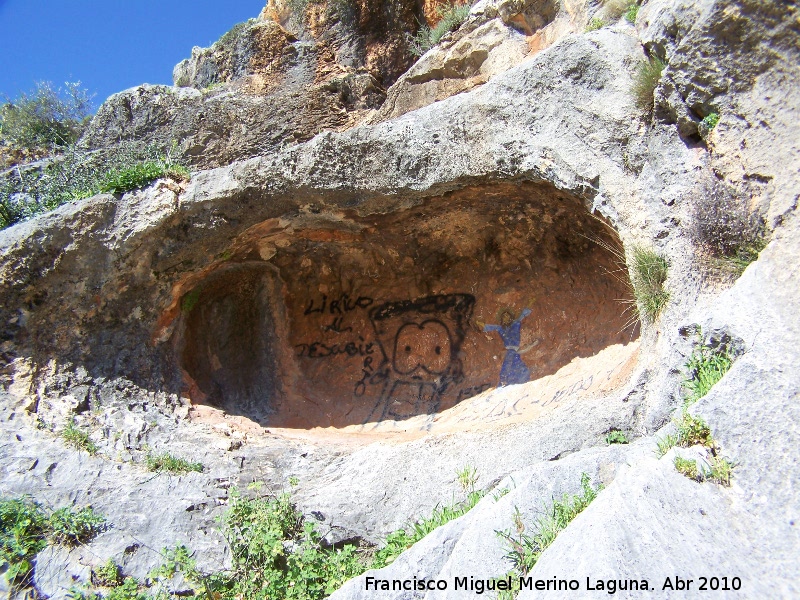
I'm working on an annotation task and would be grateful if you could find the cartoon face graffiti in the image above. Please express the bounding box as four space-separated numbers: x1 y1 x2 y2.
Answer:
362 294 475 424
392 320 453 377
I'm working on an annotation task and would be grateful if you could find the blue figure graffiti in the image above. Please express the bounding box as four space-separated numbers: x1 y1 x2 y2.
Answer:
484 308 532 386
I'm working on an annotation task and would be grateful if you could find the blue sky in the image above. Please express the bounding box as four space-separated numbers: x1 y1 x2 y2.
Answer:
0 0 266 111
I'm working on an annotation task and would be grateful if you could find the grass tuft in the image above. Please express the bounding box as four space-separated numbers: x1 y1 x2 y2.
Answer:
675 411 713 447
629 245 670 323
496 474 601 598
683 344 733 405
624 3 640 22
673 456 699 480
62 420 99 455
372 489 484 568
655 432 680 458
145 451 203 475
674 455 733 487
632 56 665 111
705 456 733 486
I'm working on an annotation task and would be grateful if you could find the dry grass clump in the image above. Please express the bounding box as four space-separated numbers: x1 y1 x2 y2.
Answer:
407 1 471 57
632 56 665 111
690 180 768 276
629 245 670 323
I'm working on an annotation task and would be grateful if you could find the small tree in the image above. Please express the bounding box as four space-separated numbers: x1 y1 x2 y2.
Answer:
0 81 93 150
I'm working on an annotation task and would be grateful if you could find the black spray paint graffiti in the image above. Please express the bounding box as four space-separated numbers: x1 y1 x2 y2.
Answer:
295 293 375 356
357 294 475 424
303 293 374 316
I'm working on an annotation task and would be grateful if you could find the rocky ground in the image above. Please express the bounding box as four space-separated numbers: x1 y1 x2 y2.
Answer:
1 0 798 598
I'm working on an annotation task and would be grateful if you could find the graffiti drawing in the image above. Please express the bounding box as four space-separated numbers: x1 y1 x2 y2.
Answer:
484 308 533 386
361 294 475 423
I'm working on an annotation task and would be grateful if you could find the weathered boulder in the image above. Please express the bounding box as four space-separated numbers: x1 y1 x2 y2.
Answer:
1 0 799 596
369 0 598 122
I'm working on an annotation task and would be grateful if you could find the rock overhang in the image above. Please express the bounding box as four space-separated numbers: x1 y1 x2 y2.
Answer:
0 24 649 440
168 181 638 431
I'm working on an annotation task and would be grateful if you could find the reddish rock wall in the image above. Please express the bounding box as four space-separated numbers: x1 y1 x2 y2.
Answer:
176 182 636 429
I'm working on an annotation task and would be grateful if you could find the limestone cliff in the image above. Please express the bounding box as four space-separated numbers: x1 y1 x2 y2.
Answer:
1 0 798 598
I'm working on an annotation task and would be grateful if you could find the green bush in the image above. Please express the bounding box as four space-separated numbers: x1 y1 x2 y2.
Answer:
0 142 190 230
48 506 106 546
605 430 629 444
0 497 105 589
94 558 123 587
62 420 99 455
0 497 49 586
624 3 640 22
145 451 203 475
100 162 188 195
0 81 93 151
106 577 149 600
632 56 665 111
629 245 670 323
201 490 366 600
585 17 605 31
408 1 472 57
698 112 720 138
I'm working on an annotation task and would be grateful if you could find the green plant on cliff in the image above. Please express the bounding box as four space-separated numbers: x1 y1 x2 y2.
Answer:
0 81 93 151
632 55 665 111
62 419 99 455
682 342 734 405
371 466 484 569
0 141 190 230
100 161 188 195
496 474 602 599
145 451 203 475
585 17 605 31
698 112 720 138
197 489 367 600
673 455 699 480
1 497 105 590
605 430 629 444
407 1 472 57
624 3 640 23
689 180 768 277
629 245 670 323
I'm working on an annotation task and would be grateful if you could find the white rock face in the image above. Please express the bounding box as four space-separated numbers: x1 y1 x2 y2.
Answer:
0 0 798 597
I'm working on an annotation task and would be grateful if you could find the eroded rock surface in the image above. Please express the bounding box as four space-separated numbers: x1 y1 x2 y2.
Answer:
1 0 799 597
